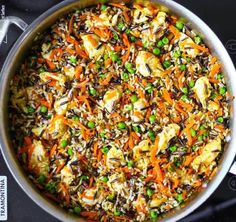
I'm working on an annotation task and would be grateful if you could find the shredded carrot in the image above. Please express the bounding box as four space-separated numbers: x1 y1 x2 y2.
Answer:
93 141 98 157
50 144 57 158
150 136 159 163
89 176 94 188
169 25 180 38
186 42 209 53
60 183 70 206
154 162 164 181
45 59 56 70
209 63 221 78
162 89 173 105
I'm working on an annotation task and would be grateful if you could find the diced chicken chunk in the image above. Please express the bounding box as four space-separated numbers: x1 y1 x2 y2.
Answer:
131 98 147 123
194 77 211 109
79 187 100 206
133 7 152 24
46 116 67 139
63 66 76 80
54 97 69 115
179 33 199 58
29 140 49 176
133 140 152 170
150 197 166 208
107 173 127 194
191 138 221 172
152 11 167 33
32 126 45 137
136 51 164 77
39 72 67 87
158 124 180 152
106 147 126 169
208 100 220 112
103 88 121 113
81 34 105 59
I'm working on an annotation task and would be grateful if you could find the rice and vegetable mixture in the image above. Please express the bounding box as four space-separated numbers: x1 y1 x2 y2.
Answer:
9 2 231 221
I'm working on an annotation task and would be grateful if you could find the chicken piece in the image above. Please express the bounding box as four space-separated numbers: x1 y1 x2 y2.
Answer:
63 66 76 80
152 11 167 33
208 100 220 112
103 88 121 113
81 34 105 59
133 7 152 24
11 88 27 112
41 43 51 60
32 126 45 137
158 124 180 152
131 98 148 123
79 187 100 206
150 196 166 208
136 51 164 77
191 138 221 173
39 72 67 87
54 97 69 115
194 77 211 109
46 116 67 139
107 172 127 194
29 140 49 176
106 147 126 169
134 194 148 213
133 140 152 170
179 33 199 58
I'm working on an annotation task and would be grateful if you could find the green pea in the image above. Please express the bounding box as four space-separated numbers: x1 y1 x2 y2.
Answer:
125 29 131 34
219 86 227 95
147 188 153 197
200 125 206 130
203 131 209 137
27 106 35 114
118 23 125 30
67 147 73 156
80 175 88 182
87 121 95 129
153 47 161 56
176 193 183 203
99 132 106 138
173 50 181 58
118 122 126 130
60 140 68 148
99 73 106 79
146 83 154 94
143 41 148 48
89 88 97 96
74 206 81 215
126 104 133 111
107 193 115 200
162 37 169 45
182 87 188 94
101 4 107 10
103 54 109 60
157 40 164 47
111 52 119 62
150 210 158 219
168 165 175 172
149 115 156 124
180 64 186 71
102 147 109 154
163 60 171 68
37 174 46 184
40 105 48 113
130 36 136 42
130 94 138 103
101 176 108 183
45 182 56 193
113 32 119 41
69 56 77 64
217 73 224 80
190 128 197 137
38 67 45 73
72 116 79 121
169 145 177 152
198 135 203 141
217 116 224 123
194 36 202 44
176 21 184 30
128 160 134 168
181 95 188 101
114 208 121 216
121 72 129 80
133 125 141 133
148 130 155 141
189 80 195 88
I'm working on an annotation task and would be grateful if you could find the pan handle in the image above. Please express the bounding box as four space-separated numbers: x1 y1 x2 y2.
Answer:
0 16 28 45
229 161 236 175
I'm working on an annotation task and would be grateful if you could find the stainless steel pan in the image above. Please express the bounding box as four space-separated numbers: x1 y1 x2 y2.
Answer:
1 0 236 221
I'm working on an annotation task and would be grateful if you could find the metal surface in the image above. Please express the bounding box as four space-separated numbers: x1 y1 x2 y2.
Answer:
0 0 236 222
0 16 28 45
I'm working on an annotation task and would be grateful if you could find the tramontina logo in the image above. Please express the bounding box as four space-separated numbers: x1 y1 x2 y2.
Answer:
0 176 7 221
225 39 236 55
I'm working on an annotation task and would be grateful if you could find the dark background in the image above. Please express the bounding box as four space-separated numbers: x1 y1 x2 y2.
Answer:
1 0 236 221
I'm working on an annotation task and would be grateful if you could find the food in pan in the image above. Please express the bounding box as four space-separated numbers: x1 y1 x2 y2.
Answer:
9 2 231 221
